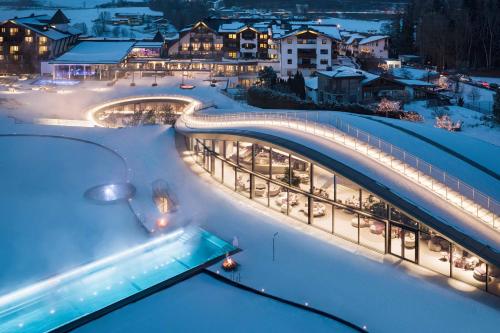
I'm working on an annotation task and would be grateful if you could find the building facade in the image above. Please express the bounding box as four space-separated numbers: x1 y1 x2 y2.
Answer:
0 10 80 74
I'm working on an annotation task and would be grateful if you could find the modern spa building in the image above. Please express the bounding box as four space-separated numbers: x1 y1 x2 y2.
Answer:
174 108 500 299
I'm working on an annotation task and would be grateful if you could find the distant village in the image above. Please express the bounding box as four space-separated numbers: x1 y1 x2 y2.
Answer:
0 7 495 114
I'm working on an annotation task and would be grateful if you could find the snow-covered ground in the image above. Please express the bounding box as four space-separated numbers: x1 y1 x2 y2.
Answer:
76 273 348 333
471 76 500 86
0 6 162 39
321 17 389 33
1 74 499 331
403 100 500 146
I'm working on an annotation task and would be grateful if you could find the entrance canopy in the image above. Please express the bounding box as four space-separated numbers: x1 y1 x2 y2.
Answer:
50 41 135 65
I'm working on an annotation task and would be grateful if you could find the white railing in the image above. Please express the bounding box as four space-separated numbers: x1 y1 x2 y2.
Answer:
180 110 499 231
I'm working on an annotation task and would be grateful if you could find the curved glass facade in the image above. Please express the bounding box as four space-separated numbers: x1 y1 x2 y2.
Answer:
187 136 500 297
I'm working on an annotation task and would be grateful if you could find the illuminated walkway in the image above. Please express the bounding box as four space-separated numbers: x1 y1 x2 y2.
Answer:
0 228 235 333
175 107 499 233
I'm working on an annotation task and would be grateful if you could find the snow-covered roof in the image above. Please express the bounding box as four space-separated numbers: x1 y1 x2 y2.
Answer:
394 79 436 87
317 66 379 85
10 15 75 40
390 67 439 80
51 41 135 64
218 21 245 33
359 35 389 45
304 77 318 90
133 41 164 48
278 27 341 41
345 33 365 45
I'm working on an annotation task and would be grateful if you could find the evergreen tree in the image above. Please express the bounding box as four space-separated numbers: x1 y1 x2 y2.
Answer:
493 91 500 123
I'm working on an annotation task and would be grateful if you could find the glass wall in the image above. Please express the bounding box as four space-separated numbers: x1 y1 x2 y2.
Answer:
451 244 486 290
312 165 335 201
311 199 333 233
359 217 386 253
334 207 358 242
336 175 360 209
254 144 270 177
270 148 289 183
418 226 451 276
189 137 498 298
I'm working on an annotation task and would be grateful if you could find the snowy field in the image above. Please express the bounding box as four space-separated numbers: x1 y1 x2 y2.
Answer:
0 74 499 331
321 17 389 33
76 274 349 333
0 6 162 38
471 76 500 85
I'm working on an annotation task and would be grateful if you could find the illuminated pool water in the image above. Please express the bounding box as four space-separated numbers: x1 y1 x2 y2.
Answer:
0 228 235 332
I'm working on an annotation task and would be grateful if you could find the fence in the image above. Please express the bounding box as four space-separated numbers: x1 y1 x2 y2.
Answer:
181 110 499 231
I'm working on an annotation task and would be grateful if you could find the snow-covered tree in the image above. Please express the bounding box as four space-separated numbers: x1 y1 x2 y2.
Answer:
376 98 400 117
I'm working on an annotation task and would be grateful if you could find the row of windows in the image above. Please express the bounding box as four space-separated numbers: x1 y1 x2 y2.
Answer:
228 33 268 40
189 137 500 298
286 48 329 54
287 38 329 45
181 43 223 51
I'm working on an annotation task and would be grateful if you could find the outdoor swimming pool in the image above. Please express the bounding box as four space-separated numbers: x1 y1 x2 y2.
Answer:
0 228 235 332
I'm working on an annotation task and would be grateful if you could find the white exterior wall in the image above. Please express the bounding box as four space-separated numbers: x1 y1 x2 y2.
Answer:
359 38 389 59
279 34 333 77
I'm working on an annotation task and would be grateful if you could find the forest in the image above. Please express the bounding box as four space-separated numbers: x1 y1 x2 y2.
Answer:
389 0 500 70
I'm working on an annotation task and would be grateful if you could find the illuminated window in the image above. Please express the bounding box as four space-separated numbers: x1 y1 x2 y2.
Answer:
26 29 31 36
287 38 292 44
202 42 211 50
10 28 18 36
259 43 267 48
214 43 223 50
192 43 200 51
1 28 5 32
13 54 19 60
0 36 3 42
182 43 189 51
39 45 48 54
0 54 4 61
39 36 48 44
228 34 237 39
9 45 19 54
260 34 268 39
228 51 237 59
25 36 33 43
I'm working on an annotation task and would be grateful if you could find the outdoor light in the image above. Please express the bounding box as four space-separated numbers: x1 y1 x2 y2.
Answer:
222 255 238 271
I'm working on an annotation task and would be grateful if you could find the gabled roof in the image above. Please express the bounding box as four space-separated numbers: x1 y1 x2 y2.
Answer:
359 35 388 45
317 66 379 85
49 9 70 25
277 27 341 41
152 30 164 42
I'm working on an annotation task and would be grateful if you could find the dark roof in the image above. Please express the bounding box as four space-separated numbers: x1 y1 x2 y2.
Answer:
152 30 164 42
49 9 70 25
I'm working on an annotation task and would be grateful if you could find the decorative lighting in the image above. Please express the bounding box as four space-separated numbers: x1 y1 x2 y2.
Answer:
221 255 238 271
157 218 168 228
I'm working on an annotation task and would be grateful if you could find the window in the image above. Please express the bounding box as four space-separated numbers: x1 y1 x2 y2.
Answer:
0 36 3 42
214 43 223 50
320 49 328 54
25 29 31 36
0 54 4 61
12 54 19 60
287 38 292 44
259 43 267 48
9 45 19 54
287 59 292 64
287 49 292 54
39 45 48 54
228 51 237 59
320 59 328 65
202 42 211 50
259 34 268 39
10 27 18 36
228 34 237 39
322 39 327 44
270 54 278 59
39 36 47 44
181 43 189 51
25 36 33 43
191 43 200 51
1 28 5 32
